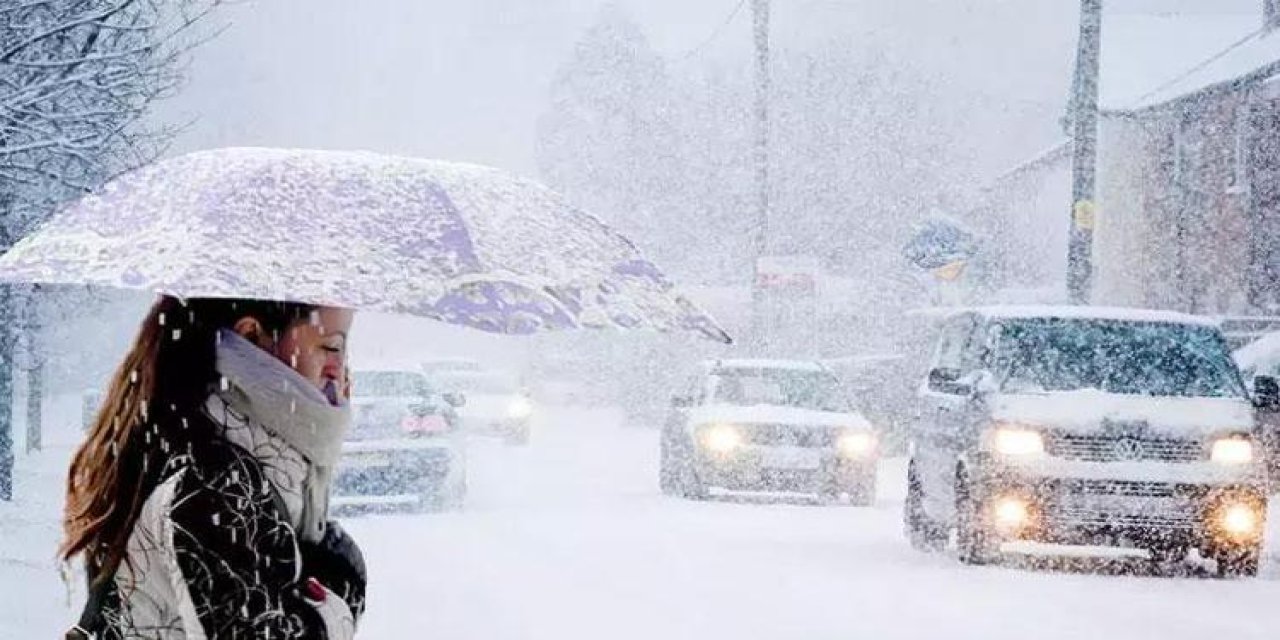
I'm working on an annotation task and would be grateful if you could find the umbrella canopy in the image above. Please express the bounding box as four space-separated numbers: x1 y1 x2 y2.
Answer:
0 147 729 343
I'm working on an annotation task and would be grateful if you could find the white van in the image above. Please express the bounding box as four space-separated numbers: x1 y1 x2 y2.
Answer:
904 306 1278 577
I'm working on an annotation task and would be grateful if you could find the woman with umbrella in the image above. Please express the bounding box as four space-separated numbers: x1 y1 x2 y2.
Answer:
60 296 365 638
0 148 728 638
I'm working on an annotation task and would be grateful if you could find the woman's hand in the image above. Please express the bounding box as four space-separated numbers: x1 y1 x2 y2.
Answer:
299 520 367 621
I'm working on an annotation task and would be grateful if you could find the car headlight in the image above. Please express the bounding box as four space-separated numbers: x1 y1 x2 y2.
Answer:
1210 437 1253 465
989 426 1045 457
837 431 876 458
702 423 744 453
507 396 534 419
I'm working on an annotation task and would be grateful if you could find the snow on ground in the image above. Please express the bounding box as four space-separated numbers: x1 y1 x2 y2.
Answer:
5 403 1280 638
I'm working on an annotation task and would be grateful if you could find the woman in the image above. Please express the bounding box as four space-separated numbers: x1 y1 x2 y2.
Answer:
60 296 366 639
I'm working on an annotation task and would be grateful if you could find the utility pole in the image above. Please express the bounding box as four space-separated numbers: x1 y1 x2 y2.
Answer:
1067 0 1102 304
0 285 12 501
750 0 771 351
24 289 42 453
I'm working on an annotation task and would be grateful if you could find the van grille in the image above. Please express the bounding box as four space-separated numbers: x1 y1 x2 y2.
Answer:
1046 434 1203 463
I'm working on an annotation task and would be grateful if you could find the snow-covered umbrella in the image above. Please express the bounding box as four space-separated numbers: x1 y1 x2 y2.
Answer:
0 147 730 343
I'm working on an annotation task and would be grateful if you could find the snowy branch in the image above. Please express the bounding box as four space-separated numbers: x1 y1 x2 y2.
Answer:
0 0 222 235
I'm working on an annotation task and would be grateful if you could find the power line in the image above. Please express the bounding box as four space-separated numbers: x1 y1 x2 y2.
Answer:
675 0 748 62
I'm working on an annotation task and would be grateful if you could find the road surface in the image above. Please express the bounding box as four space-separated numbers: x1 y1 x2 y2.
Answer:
345 407 1280 640
5 405 1280 638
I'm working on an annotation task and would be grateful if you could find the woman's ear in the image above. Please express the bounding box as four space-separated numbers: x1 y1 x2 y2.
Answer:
232 317 272 349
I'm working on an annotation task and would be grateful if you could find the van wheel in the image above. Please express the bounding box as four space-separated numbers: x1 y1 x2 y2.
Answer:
904 463 947 552
955 475 999 565
1215 547 1260 578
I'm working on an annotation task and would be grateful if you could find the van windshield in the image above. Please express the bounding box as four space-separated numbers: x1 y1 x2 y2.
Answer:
993 318 1245 398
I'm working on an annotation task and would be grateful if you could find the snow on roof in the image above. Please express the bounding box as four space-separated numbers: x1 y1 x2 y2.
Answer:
704 359 827 373
969 305 1220 327
1101 13 1275 112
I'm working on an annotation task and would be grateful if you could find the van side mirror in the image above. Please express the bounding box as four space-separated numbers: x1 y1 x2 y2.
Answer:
968 369 998 398
927 367 969 396
1254 376 1280 412
443 392 467 408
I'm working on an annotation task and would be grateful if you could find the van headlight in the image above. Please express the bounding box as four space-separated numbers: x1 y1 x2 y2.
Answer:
1210 437 1254 465
989 426 1045 457
507 396 534 419
837 431 877 458
702 424 744 453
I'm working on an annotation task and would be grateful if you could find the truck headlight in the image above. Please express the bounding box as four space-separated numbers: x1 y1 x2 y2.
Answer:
703 424 744 453
507 396 534 419
1210 437 1253 465
837 431 876 458
990 427 1045 457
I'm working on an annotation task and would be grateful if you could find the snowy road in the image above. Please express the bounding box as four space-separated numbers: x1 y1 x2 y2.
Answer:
346 407 1280 640
6 405 1280 638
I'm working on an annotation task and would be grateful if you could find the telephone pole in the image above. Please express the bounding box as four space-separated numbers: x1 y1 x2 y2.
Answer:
750 0 771 351
1067 0 1102 304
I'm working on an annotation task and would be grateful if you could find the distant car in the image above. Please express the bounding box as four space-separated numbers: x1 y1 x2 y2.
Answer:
906 306 1277 577
434 368 534 445
660 359 880 505
333 368 467 512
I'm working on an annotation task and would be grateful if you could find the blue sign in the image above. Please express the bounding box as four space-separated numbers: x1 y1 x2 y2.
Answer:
903 217 978 271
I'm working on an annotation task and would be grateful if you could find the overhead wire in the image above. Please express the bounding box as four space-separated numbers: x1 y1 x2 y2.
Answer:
675 0 748 63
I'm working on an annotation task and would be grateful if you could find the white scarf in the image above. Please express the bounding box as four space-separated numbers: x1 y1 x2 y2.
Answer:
215 329 351 542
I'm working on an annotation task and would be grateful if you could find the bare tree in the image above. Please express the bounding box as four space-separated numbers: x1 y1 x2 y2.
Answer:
0 0 221 499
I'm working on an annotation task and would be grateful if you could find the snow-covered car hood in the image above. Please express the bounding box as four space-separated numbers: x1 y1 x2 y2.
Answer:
342 438 459 454
352 395 437 410
991 390 1253 436
688 403 874 431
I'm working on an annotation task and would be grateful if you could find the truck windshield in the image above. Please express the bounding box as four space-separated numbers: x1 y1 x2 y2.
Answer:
711 369 851 411
993 319 1245 398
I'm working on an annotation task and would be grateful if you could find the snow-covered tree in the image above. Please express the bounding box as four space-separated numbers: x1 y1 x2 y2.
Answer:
0 0 219 497
536 5 685 267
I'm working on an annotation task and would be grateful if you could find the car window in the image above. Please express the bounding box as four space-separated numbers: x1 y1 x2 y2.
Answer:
992 319 1245 398
709 368 851 412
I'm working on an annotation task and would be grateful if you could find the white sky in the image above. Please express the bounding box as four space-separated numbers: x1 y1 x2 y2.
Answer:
153 0 1264 181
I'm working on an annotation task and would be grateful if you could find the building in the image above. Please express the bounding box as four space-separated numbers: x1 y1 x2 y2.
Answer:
975 4 1280 316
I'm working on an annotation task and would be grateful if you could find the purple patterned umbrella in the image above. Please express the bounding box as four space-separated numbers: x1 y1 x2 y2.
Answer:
0 147 730 343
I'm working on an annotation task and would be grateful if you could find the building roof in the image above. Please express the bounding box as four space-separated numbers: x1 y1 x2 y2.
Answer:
1101 13 1280 114
985 12 1280 186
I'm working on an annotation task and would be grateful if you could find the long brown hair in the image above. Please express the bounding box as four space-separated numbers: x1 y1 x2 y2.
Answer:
61 295 316 578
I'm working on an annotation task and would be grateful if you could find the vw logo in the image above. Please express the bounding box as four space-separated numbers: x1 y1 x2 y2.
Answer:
1111 438 1144 461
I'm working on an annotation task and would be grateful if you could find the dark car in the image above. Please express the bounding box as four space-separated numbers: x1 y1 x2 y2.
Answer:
333 368 467 512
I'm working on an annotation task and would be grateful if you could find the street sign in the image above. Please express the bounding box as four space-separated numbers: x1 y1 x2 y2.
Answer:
903 217 978 272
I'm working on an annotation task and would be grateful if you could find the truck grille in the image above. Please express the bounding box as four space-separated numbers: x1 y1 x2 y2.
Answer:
1046 434 1203 463
743 425 836 448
